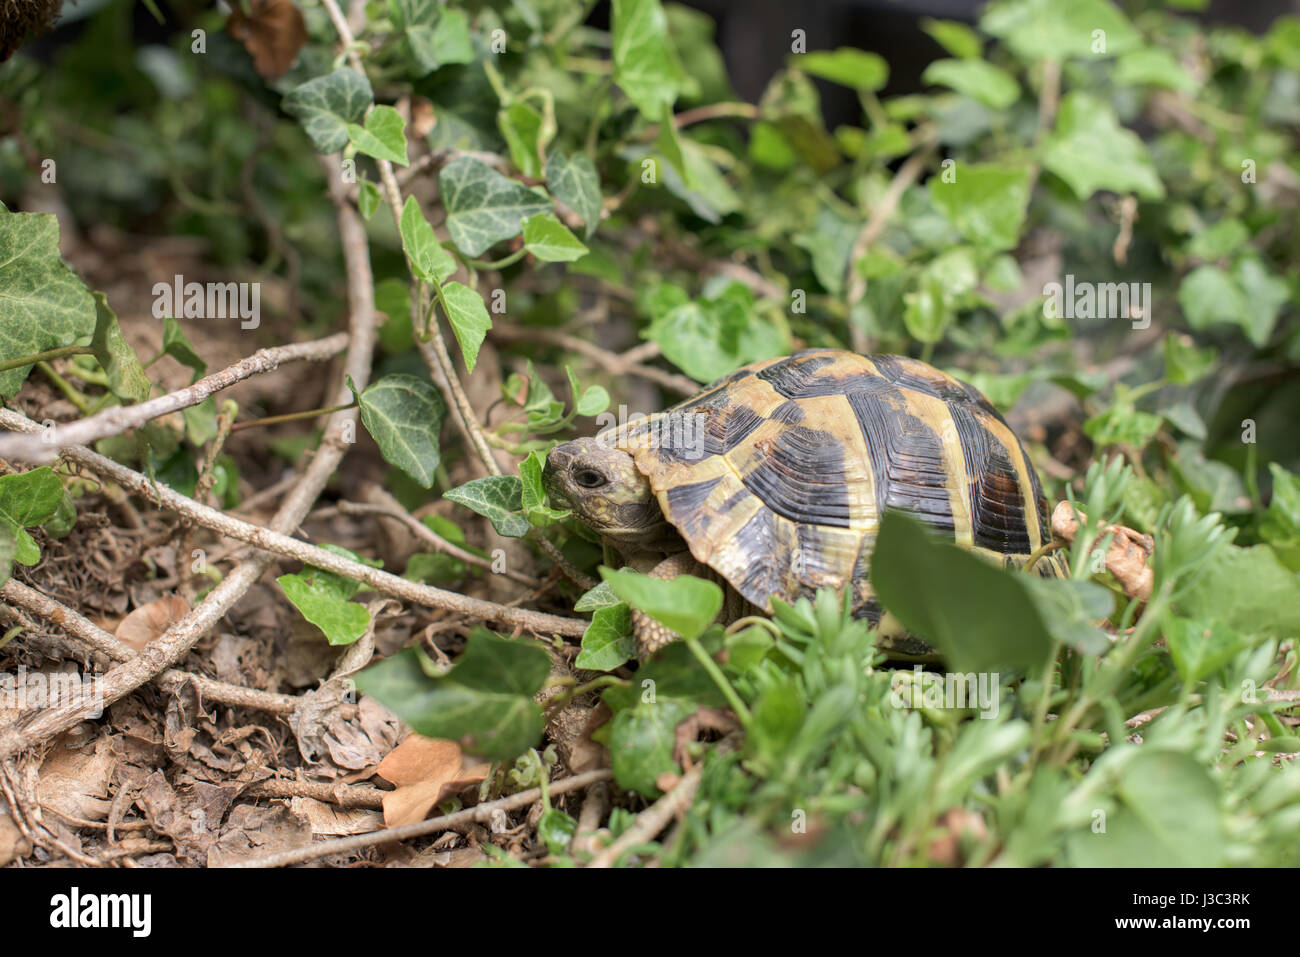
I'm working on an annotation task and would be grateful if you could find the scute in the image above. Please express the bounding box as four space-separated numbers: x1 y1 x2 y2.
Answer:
609 350 1062 618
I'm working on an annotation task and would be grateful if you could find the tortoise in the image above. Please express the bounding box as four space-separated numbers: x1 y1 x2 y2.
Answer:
543 349 1066 658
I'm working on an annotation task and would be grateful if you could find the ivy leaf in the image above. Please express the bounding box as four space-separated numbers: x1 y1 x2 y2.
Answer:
444 476 530 537
354 631 551 761
1176 258 1285 346
0 467 66 579
161 317 206 377
282 67 373 153
793 205 857 295
519 451 571 526
611 0 683 120
920 17 982 59
609 697 692 796
521 212 588 262
399 197 457 285
91 293 151 404
498 101 546 179
576 603 636 671
645 282 786 383
346 104 409 166
929 162 1033 251
276 545 380 646
793 48 888 91
438 281 492 373
545 151 602 239
358 177 381 221
440 156 551 257
574 580 622 612
1040 93 1164 200
871 510 1056 673
922 58 1019 109
599 567 723 642
0 211 96 398
1114 47 1197 92
981 0 1141 62
392 0 472 76
357 374 446 488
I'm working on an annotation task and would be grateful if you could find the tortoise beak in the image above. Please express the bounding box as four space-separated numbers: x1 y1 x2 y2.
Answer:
542 445 574 507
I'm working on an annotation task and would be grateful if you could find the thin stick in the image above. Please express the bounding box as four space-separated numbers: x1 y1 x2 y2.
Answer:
586 763 702 868
0 408 591 639
0 333 349 464
244 779 387 809
0 154 380 764
225 769 613 868
491 325 698 396
2 579 301 715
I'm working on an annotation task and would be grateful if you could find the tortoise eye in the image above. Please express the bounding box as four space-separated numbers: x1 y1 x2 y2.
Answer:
573 468 607 489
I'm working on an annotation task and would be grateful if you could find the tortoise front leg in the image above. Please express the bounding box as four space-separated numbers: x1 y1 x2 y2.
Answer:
632 552 724 659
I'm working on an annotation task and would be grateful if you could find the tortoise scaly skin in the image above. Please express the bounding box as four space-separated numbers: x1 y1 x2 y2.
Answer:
545 350 1067 659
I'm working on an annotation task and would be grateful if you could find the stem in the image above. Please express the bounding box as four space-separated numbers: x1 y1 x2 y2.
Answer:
0 345 93 373
684 635 751 725
229 401 357 433
466 247 528 271
36 362 94 415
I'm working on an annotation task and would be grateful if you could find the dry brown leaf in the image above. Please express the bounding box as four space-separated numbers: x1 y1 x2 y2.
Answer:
0 810 32 866
115 595 190 653
38 732 116 822
288 797 383 837
376 735 490 827
226 0 308 81
1050 501 1154 602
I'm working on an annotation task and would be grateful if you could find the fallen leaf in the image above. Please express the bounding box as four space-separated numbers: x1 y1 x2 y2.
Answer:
376 735 490 827
38 732 114 822
1051 501 1154 602
226 0 308 81
288 796 383 836
116 595 190 653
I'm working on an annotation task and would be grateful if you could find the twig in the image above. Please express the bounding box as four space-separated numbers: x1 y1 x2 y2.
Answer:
225 769 613 867
573 779 610 857
244 778 387 809
0 333 349 464
327 498 542 587
1 579 301 715
490 325 697 396
0 151 381 764
586 763 702 868
0 408 591 639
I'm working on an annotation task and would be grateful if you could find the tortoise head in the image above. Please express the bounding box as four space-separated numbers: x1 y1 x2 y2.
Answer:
544 437 674 549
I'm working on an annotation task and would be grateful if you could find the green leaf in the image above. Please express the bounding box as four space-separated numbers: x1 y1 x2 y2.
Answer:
0 467 66 574
575 580 622 613
1175 544 1300 639
920 18 982 58
399 197 458 285
277 545 379 646
392 0 472 76
1185 218 1248 261
498 101 545 179
1164 618 1247 683
1022 577 1113 655
519 450 571 526
438 281 492 373
1162 334 1216 384
538 808 577 855
282 67 373 154
1114 47 1197 92
793 48 887 91
91 292 150 404
793 205 857 295
609 697 691 796
545 151 602 239
439 156 551 257
1260 464 1300 570
1178 265 1243 333
346 105 409 166
871 510 1056 673
521 212 588 262
1176 259 1285 346
645 282 786 382
357 374 446 488
982 0 1141 62
576 603 636 671
0 211 97 398
1068 751 1222 866
358 177 381 221
929 162 1033 251
444 476 530 537
1040 93 1165 200
1232 256 1289 347
922 58 1019 109
611 0 683 119
161 317 206 378
354 636 548 762
598 567 722 642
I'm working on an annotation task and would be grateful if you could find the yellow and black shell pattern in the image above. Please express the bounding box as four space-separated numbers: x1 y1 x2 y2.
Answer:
606 349 1067 626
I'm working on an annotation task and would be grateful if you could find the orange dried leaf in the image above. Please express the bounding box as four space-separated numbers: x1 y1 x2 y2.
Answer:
226 0 308 81
115 595 190 653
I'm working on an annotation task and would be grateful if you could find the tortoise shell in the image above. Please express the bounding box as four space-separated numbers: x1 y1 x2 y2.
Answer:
605 350 1065 632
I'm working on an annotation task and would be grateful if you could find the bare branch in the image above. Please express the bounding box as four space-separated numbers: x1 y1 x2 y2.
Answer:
0 333 348 465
